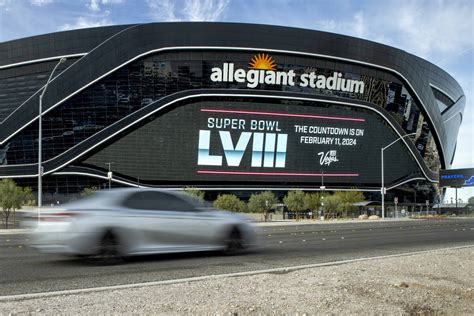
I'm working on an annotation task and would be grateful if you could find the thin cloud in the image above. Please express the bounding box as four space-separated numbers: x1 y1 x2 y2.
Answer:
315 11 367 38
30 0 54 6
147 0 229 22
60 16 111 31
393 1 473 58
87 0 125 13
87 0 100 12
147 0 177 21
184 0 229 21
314 0 473 61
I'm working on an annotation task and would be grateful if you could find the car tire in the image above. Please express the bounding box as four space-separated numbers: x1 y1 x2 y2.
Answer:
95 231 123 264
223 227 245 255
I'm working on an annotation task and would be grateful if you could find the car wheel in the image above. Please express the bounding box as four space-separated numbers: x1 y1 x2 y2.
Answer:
223 227 245 255
95 231 123 264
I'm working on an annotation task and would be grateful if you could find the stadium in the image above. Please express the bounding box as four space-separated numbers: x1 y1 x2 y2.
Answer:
0 22 465 203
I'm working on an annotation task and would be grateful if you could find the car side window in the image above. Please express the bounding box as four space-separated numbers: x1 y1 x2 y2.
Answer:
152 192 195 212
122 192 149 210
122 191 195 212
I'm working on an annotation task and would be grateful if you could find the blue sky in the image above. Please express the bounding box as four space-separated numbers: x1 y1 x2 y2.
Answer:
0 0 473 202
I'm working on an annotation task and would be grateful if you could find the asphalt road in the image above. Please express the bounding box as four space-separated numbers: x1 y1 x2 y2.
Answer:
1 218 473 296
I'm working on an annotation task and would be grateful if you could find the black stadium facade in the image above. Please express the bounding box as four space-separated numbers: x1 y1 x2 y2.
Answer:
0 23 465 203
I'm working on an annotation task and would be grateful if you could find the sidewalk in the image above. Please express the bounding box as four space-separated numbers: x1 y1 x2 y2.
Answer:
254 217 416 226
0 217 421 234
0 228 31 235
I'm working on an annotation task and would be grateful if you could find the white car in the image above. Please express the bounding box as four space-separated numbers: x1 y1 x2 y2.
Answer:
29 188 256 262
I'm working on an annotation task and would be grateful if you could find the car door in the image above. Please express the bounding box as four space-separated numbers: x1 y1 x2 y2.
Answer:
122 190 217 253
154 193 224 249
121 191 166 253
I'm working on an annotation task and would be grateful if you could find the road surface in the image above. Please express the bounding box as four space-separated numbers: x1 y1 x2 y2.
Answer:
0 218 473 296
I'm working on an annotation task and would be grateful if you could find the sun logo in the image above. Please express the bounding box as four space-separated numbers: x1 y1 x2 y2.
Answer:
249 53 276 71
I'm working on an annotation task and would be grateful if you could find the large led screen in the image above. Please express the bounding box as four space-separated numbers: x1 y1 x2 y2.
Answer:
439 168 474 187
83 98 421 187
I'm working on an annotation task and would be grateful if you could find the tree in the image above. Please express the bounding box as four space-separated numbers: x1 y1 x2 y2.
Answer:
469 196 474 205
283 190 306 220
213 194 247 213
248 191 278 221
80 186 100 197
0 179 32 229
324 193 341 219
183 187 206 207
183 186 205 204
336 191 365 218
304 192 322 219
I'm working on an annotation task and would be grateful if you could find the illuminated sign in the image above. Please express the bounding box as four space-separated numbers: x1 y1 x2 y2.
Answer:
318 150 339 166
88 98 421 187
196 107 368 178
439 168 474 187
210 54 365 94
465 176 474 186
197 129 288 168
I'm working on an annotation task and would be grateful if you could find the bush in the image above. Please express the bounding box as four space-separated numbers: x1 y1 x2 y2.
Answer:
336 191 365 217
213 194 247 212
323 193 341 219
80 186 100 197
468 196 474 205
284 190 306 220
304 192 322 218
248 191 278 221
183 186 205 202
0 179 32 228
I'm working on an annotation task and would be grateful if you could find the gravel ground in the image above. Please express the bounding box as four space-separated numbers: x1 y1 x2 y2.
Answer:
2 247 473 315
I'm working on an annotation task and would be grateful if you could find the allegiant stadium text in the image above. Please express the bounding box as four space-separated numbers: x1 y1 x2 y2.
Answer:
210 63 365 94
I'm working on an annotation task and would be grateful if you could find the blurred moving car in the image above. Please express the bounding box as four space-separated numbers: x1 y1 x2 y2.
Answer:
28 188 256 261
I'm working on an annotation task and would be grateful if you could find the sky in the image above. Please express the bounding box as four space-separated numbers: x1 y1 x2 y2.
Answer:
0 0 473 202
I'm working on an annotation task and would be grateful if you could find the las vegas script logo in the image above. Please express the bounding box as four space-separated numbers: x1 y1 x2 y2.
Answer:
318 150 339 166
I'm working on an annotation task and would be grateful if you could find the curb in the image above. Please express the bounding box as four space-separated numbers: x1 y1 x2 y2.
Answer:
0 229 31 235
0 217 458 233
0 218 421 234
254 218 420 226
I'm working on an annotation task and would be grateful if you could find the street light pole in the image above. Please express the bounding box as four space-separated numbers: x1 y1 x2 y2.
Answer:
38 57 66 220
381 147 384 218
381 132 416 219
320 170 325 220
105 162 114 189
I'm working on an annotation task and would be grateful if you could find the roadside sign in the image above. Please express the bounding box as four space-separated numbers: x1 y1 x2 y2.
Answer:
439 168 474 187
394 197 398 204
107 171 113 179
425 200 429 206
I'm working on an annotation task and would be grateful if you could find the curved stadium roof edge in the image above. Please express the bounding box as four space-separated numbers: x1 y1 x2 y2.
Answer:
0 22 465 165
0 22 466 194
